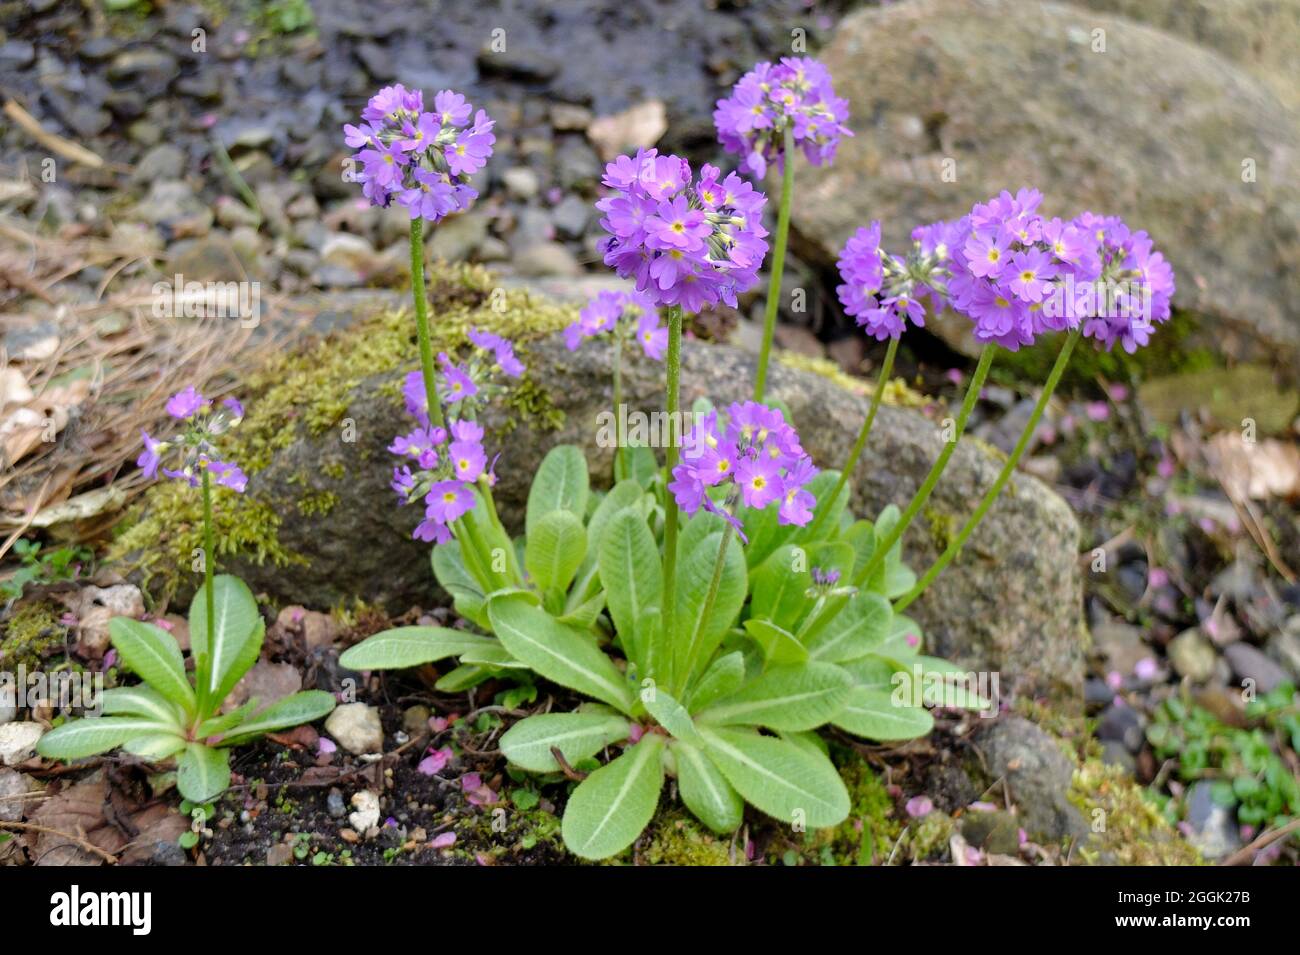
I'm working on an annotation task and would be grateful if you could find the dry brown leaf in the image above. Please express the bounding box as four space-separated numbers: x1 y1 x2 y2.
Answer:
1206 432 1300 501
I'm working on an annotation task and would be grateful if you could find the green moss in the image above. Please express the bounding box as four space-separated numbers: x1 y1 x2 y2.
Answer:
903 810 957 862
821 756 903 865
296 490 339 518
106 264 577 602
1068 757 1204 866
638 809 738 866
0 602 66 671
923 506 960 555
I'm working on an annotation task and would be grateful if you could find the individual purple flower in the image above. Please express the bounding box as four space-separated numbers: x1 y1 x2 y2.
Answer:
448 438 487 483
636 311 668 361
344 85 494 224
596 152 768 314
438 354 478 404
207 459 248 493
137 430 165 479
166 386 206 420
426 480 475 524
467 327 525 379
714 57 852 178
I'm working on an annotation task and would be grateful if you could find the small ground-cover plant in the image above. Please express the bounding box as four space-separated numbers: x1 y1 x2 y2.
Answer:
1 539 92 601
1148 684 1300 846
37 390 334 802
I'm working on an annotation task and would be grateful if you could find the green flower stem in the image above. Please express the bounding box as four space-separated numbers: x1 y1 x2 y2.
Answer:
753 123 795 402
677 521 735 695
612 327 627 481
197 468 216 719
852 344 996 590
476 477 522 586
895 327 1079 613
805 335 899 541
408 218 446 432
661 304 684 688
456 507 497 592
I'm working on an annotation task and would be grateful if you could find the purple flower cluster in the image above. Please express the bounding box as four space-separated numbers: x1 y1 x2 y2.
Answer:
1072 213 1175 353
389 332 524 543
564 290 668 361
836 190 1175 353
596 150 769 314
669 401 818 535
344 85 495 223
138 386 248 492
714 57 852 178
835 222 945 341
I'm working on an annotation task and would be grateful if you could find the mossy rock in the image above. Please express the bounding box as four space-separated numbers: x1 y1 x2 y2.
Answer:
1069 758 1204 866
110 265 1084 708
0 602 67 672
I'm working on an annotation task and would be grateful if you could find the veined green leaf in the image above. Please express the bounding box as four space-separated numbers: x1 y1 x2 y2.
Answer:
686 651 746 711
642 687 701 744
457 640 532 670
177 743 231 803
598 509 661 674
876 655 992 711
673 530 747 687
189 574 263 707
37 717 175 760
749 544 813 630
786 470 849 547
570 480 646 604
526 445 588 536
525 509 587 598
805 592 892 662
697 662 852 732
99 686 186 727
487 593 634 714
699 726 848 829
435 663 490 692
556 591 605 630
839 654 896 690
122 733 187 760
561 735 664 860
216 691 335 746
108 618 195 716
338 626 494 671
743 618 808 666
195 700 258 739
432 540 489 628
672 739 743 834
499 711 631 773
617 444 659 489
832 686 934 741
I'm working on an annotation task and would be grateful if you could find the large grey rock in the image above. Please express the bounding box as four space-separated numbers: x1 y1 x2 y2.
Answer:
792 0 1300 364
969 715 1089 843
236 332 1084 707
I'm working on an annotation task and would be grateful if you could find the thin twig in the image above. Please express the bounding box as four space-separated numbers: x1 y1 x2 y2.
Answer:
0 820 118 863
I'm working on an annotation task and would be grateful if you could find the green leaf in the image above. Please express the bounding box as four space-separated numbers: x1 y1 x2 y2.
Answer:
37 717 173 760
687 651 746 711
108 618 195 716
216 691 336 746
618 444 660 489
832 686 935 741
487 593 634 714
526 445 589 536
787 470 849 546
177 744 231 803
743 618 808 666
435 663 490 693
749 544 813 630
697 663 852 732
699 726 849 829
457 640 532 670
195 700 258 739
672 739 743 834
839 654 896 690
561 735 664 860
432 540 488 628
99 686 186 727
122 733 187 760
586 481 645 555
642 687 701 744
805 592 892 662
525 509 587 597
674 530 747 687
338 626 494 671
879 655 991 711
189 574 263 706
499 711 631 773
556 591 605 630
599 509 662 675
